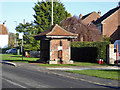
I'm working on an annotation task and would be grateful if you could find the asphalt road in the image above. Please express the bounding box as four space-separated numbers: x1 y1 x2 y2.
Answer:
1 64 118 89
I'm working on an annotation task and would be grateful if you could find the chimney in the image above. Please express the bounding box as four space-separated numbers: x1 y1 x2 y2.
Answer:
3 20 6 26
116 2 120 8
118 1 120 7
98 11 101 16
79 14 82 19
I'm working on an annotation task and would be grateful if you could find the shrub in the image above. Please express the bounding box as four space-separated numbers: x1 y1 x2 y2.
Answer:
1 47 12 54
71 41 111 62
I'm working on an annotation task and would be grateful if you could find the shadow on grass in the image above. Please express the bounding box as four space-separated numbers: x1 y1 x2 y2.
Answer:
11 56 22 58
3 59 41 63
28 59 48 64
28 59 45 63
3 60 29 62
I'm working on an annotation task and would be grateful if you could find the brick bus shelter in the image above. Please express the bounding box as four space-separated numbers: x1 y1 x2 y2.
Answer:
34 24 77 64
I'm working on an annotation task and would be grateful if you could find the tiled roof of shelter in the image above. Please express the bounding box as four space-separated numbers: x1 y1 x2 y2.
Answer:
0 24 8 34
35 24 78 37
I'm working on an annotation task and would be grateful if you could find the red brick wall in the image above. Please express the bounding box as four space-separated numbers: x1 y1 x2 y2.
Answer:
102 10 120 42
50 39 70 63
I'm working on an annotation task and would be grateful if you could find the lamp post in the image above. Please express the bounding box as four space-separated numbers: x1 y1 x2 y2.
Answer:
22 34 23 61
22 19 25 60
52 0 53 25
14 21 17 47
19 19 25 60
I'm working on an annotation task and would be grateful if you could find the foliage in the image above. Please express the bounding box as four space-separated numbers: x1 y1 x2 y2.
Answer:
15 22 40 51
8 32 16 48
71 41 111 62
102 35 111 42
1 47 12 53
33 0 72 33
15 0 71 51
61 16 102 42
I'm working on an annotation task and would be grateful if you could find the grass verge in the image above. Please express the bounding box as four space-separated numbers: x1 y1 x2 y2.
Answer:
39 62 111 67
1 54 39 63
1 54 113 67
66 70 120 80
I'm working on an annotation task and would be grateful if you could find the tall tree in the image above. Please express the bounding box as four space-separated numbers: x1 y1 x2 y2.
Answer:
33 0 71 33
15 22 40 51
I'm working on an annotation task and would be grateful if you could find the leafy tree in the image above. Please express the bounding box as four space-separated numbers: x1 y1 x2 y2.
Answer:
8 32 16 48
33 0 72 33
15 22 40 51
61 16 102 42
15 0 71 51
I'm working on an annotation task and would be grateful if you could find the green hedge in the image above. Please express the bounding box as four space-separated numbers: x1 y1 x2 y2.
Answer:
71 41 111 62
1 47 12 54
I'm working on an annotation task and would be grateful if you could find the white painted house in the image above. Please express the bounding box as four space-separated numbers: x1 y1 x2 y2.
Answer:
0 24 8 48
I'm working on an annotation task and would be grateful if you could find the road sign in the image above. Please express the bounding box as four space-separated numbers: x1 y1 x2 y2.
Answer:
19 33 23 39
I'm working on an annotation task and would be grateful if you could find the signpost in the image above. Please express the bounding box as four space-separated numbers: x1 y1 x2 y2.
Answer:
19 32 23 61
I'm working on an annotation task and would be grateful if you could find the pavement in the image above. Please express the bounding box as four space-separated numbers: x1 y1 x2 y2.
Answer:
1 61 120 88
0 61 16 66
46 65 120 71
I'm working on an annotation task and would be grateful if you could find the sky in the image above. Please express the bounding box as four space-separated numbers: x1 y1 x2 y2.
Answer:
0 0 119 33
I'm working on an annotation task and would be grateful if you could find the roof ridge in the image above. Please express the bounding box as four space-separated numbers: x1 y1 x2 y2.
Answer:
0 24 8 34
46 24 78 36
95 6 120 24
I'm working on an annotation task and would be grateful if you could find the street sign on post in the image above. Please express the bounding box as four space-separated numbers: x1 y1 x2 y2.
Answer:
19 32 23 61
19 33 23 39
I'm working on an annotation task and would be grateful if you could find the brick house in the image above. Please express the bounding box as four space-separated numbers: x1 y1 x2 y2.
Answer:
0 24 8 48
94 6 120 43
34 24 77 64
81 11 101 25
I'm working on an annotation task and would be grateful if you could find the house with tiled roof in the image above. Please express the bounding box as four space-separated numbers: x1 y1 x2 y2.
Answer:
0 24 8 48
94 5 120 43
81 11 101 25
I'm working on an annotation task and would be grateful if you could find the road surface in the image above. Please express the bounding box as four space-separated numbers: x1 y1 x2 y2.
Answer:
1 64 119 89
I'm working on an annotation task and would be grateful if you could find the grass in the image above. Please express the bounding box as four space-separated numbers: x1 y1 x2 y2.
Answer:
1 54 112 67
66 70 120 80
39 62 110 67
1 54 39 63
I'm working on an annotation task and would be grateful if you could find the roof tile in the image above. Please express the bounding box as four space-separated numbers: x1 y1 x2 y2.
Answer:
0 24 8 34
35 24 78 37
